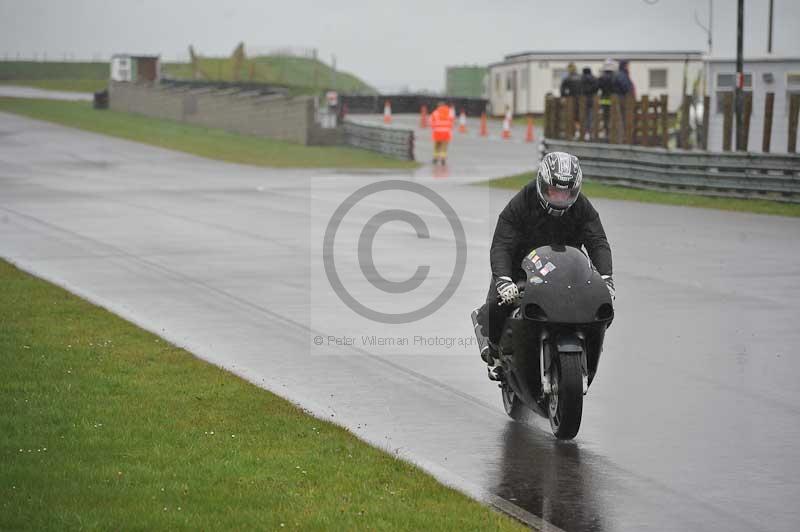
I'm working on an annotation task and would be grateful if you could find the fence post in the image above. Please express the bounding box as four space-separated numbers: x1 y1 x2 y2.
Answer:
591 95 600 141
701 95 710 150
660 95 669 148
543 95 552 138
679 94 691 149
578 96 588 141
610 95 621 144
624 93 635 145
741 92 753 152
722 92 734 152
556 97 565 139
638 95 649 146
788 93 800 154
762 92 774 153
564 96 576 140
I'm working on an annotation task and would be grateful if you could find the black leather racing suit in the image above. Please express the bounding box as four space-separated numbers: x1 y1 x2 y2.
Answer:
482 183 612 344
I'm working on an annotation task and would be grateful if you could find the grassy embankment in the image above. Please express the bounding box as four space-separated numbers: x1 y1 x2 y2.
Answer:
487 172 800 218
0 98 417 169
0 61 108 93
0 55 376 95
162 55 376 94
0 259 524 530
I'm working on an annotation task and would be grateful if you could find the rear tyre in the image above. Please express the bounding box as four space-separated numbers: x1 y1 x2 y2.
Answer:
501 382 527 420
547 353 584 439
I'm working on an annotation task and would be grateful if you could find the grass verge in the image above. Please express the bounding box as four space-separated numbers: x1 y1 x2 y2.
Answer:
0 79 108 93
0 259 524 531
0 97 417 169
0 61 108 81
486 172 800 218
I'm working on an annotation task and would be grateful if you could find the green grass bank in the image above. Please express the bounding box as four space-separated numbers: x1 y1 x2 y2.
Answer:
0 259 524 530
162 55 376 94
487 172 800 218
0 97 416 169
0 61 108 81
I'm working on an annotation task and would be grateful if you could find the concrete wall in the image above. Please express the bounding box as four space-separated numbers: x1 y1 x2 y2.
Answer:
109 81 316 145
707 59 800 154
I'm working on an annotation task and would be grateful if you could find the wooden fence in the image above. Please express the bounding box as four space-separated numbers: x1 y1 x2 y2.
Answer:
545 92 800 154
545 94 672 147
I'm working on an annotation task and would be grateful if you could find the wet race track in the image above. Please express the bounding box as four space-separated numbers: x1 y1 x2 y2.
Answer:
2 112 800 531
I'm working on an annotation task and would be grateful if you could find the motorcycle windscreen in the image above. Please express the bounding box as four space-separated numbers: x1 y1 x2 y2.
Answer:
521 245 612 324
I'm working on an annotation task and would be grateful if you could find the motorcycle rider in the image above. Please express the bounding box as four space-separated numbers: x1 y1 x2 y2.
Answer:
477 152 614 378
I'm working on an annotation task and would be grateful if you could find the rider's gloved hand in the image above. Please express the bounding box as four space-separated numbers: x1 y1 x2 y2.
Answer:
495 276 520 306
602 275 615 301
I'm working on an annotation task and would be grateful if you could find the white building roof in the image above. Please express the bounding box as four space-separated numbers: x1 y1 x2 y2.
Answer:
705 56 800 63
492 50 704 67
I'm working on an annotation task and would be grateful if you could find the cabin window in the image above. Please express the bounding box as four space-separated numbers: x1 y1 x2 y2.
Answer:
649 68 667 89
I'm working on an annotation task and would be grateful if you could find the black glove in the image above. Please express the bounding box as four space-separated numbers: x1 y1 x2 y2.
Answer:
602 275 615 301
495 276 520 305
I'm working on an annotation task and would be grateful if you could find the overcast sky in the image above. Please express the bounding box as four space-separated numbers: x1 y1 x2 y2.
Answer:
1 0 798 91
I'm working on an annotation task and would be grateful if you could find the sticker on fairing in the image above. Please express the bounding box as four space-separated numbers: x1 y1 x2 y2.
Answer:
527 250 537 261
539 262 557 276
534 260 542 270
529 276 543 284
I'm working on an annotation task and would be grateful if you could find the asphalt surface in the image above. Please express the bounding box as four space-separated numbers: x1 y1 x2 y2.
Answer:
2 112 800 531
0 85 94 101
349 113 544 180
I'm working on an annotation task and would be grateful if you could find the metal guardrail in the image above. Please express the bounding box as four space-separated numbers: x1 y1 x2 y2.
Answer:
343 120 414 161
543 139 800 202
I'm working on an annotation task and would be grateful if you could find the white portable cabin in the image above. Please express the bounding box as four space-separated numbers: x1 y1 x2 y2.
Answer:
110 54 160 83
487 50 704 116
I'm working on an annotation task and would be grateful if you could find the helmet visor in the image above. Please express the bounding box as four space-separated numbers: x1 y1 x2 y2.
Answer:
541 182 579 209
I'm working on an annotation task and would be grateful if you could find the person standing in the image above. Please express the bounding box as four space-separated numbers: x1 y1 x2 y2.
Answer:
430 101 454 165
560 62 581 98
613 60 635 98
612 60 635 141
597 59 617 139
580 67 598 139
560 63 582 137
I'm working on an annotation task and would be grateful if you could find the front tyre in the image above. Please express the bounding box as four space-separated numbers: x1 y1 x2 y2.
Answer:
501 382 527 420
547 353 584 439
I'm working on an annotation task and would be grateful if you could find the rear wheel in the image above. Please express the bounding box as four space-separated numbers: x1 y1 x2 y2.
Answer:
547 353 584 439
501 382 527 420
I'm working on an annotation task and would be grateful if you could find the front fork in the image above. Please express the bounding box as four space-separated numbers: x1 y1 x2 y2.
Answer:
540 331 589 395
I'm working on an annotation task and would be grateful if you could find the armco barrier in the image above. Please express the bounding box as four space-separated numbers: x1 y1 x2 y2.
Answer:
343 120 414 161
543 139 800 202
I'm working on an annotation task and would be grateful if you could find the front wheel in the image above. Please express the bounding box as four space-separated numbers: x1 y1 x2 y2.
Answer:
547 353 584 439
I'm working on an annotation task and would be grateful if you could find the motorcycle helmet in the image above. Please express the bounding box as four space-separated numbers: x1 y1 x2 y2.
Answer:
536 152 582 216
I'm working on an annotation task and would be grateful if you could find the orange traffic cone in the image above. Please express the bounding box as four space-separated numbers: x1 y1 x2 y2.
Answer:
458 110 467 133
420 105 428 128
383 100 392 124
480 112 488 136
502 111 512 139
525 116 535 143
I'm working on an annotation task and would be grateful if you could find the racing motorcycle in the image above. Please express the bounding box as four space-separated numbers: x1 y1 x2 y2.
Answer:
472 245 614 439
